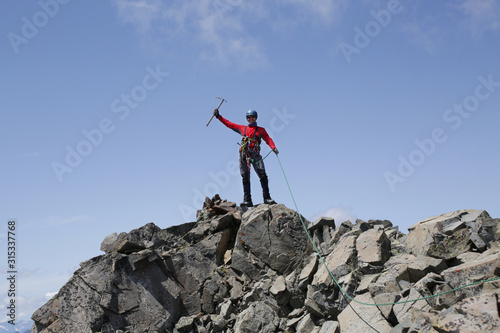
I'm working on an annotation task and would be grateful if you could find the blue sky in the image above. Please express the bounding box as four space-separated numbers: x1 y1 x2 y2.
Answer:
1 0 499 323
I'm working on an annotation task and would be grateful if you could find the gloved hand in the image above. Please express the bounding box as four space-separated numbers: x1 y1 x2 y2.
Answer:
273 148 279 155
213 109 220 117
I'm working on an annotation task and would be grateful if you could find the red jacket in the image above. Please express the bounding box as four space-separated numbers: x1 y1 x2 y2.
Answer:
217 115 276 151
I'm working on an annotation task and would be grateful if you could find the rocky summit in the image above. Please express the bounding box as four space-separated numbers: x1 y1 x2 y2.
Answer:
31 195 500 333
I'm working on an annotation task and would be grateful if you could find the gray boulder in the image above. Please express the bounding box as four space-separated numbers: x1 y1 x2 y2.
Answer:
406 209 493 259
338 293 393 332
309 216 336 254
32 249 183 333
356 228 391 271
231 204 312 279
441 244 500 299
233 302 279 333
432 292 500 332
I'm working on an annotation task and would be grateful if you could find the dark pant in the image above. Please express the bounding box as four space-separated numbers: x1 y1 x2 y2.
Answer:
240 150 270 202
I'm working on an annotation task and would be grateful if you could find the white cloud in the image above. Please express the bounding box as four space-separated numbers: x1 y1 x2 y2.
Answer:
114 0 162 33
455 0 500 36
400 19 443 54
394 1 500 54
281 0 349 25
37 215 90 227
310 205 356 224
114 0 268 69
45 291 58 299
113 0 348 69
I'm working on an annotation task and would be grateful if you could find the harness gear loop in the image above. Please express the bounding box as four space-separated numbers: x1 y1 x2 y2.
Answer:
240 126 261 153
240 126 262 168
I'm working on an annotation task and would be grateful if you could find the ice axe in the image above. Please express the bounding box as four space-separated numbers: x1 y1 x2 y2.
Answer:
206 97 226 127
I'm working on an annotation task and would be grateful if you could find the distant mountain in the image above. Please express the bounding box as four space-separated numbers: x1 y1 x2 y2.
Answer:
0 320 32 333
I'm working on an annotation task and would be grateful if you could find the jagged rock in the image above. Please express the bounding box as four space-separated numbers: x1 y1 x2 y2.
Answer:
229 276 244 301
393 272 447 324
233 302 279 333
357 274 378 294
31 198 500 333
286 311 306 329
368 219 393 229
406 209 493 259
201 269 227 314
101 222 186 254
389 232 408 257
309 216 336 253
384 254 448 283
298 253 318 289
310 216 336 230
270 275 290 306
338 293 393 332
356 228 391 271
173 315 195 333
319 320 340 333
218 299 235 320
305 286 326 317
164 233 224 315
211 314 228 331
441 244 500 299
427 227 471 260
450 251 481 266
286 269 307 309
296 313 317 333
329 220 354 250
373 292 400 323
231 204 312 279
433 292 500 332
32 250 183 333
313 232 357 287
196 196 239 222
308 232 358 317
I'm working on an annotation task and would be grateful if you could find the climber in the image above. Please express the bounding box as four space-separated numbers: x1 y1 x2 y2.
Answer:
213 108 279 207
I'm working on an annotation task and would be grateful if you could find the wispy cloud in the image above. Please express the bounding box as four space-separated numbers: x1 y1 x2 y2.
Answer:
310 205 356 224
394 1 499 54
45 291 58 299
113 0 348 70
283 0 349 25
37 215 90 227
114 0 267 69
114 0 162 33
455 0 500 36
400 19 444 55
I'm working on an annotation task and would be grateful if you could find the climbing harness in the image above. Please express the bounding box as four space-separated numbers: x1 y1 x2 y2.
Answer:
275 154 500 307
239 126 263 168
239 126 261 153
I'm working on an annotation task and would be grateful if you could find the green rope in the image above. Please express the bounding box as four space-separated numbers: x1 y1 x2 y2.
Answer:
261 150 273 162
250 150 273 166
275 154 500 307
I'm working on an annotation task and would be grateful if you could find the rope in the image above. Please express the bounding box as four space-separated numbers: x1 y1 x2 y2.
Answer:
248 149 273 167
260 150 273 162
275 154 500 307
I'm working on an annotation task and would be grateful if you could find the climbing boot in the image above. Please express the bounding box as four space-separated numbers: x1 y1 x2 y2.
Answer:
240 200 254 208
264 198 276 205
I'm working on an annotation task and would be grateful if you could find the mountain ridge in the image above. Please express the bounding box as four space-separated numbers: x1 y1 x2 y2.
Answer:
31 195 500 332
